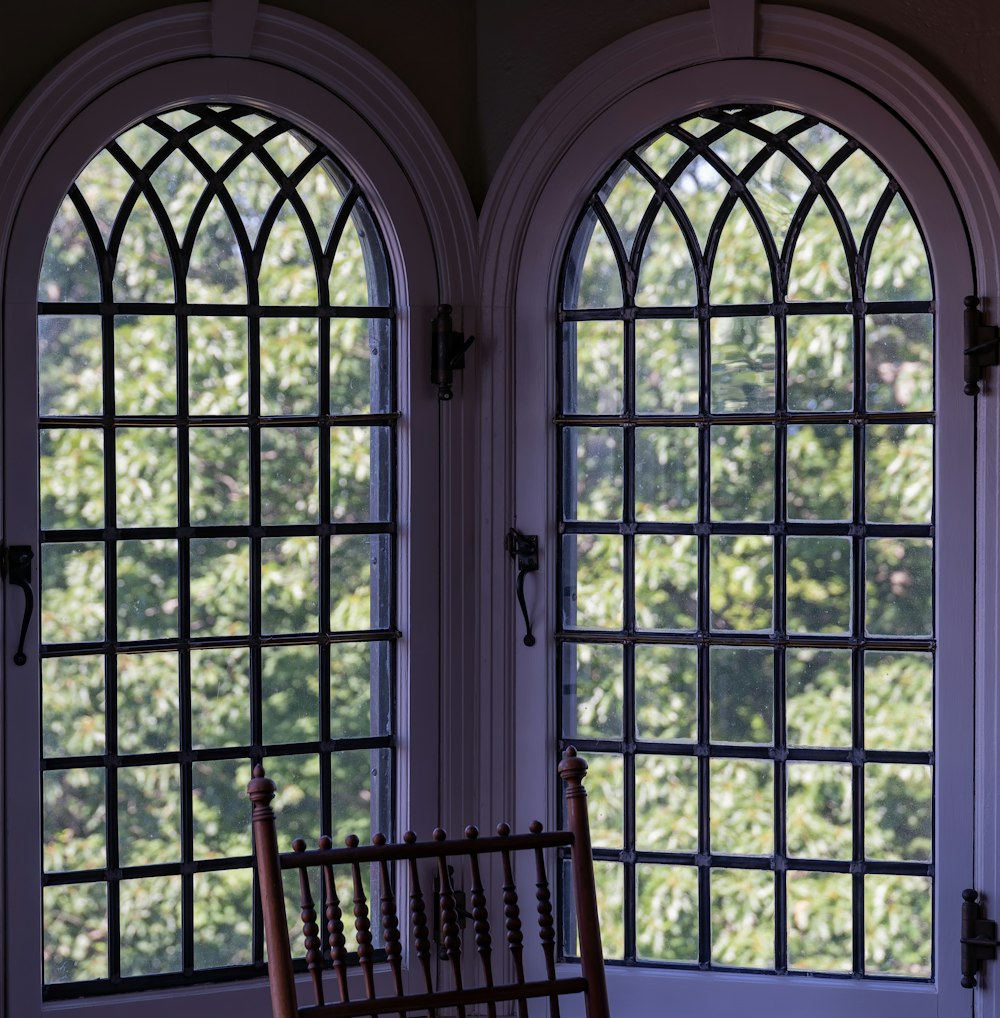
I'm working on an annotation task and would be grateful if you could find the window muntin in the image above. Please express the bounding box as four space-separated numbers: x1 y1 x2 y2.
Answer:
557 105 934 977
37 103 397 994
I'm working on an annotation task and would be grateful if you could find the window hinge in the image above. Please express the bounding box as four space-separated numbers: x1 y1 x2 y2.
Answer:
964 295 1000 395
962 888 1000 987
431 303 475 401
0 543 34 666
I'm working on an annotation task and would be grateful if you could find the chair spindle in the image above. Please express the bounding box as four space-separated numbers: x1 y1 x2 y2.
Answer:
530 820 560 1018
465 826 497 1018
293 838 325 1007
345 834 377 1005
373 833 405 1018
319 835 351 1004
498 823 529 1018
404 831 436 1014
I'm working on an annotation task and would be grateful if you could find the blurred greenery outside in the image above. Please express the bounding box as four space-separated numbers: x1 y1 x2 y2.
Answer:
560 108 934 977
38 106 394 986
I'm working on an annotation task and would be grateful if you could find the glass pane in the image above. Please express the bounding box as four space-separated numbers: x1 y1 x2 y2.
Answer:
187 196 247 303
786 648 853 748
261 318 319 415
710 424 774 521
43 768 106 871
637 131 687 178
786 315 853 412
330 212 383 307
191 537 250 636
581 753 624 849
193 868 253 968
710 646 773 744
746 150 810 252
562 321 624 415
671 154 727 252
563 860 625 960
786 763 852 859
42 542 105 644
866 194 931 301
120 875 182 976
260 427 320 524
189 427 250 526
226 151 280 246
636 865 699 962
116 427 177 527
331 534 389 631
827 148 888 251
42 656 105 758
635 644 697 742
634 534 698 631
561 534 623 630
258 201 319 305
117 651 178 754
116 539 179 641
39 195 101 302
562 427 623 521
710 317 774 412
711 200 773 305
709 758 773 855
865 763 932 861
710 535 773 632
262 644 319 745
329 748 378 845
865 874 931 977
635 319 699 413
635 755 698 852
865 538 932 636
193 758 250 859
150 147 205 247
865 423 932 524
711 867 774 968
113 195 174 302
787 871 852 972
787 197 851 301
635 426 698 522
561 643 623 740
191 647 250 749
786 536 851 634
266 753 321 849
333 427 389 523
564 207 623 310
188 316 248 416
865 651 932 752
76 149 130 243
117 764 182 866
114 316 176 414
786 424 853 522
866 313 932 412
40 429 104 530
298 160 347 248
39 316 103 415
261 537 319 634
332 641 388 738
331 317 392 415
636 204 697 306
43 883 107 983
600 160 653 258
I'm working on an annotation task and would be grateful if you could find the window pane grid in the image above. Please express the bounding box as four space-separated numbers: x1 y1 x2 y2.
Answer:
556 104 934 979
38 103 396 995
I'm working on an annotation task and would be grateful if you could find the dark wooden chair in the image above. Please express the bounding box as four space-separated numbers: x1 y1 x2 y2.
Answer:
248 746 610 1018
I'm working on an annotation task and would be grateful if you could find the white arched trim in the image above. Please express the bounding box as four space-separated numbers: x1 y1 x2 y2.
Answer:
477 9 998 1018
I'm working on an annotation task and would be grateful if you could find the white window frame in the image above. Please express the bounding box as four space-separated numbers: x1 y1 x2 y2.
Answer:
0 6 476 1017
477 5 1000 1017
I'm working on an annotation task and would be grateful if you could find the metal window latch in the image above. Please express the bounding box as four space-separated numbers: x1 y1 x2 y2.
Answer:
506 528 539 647
1 544 34 666
964 295 1000 395
431 303 475 401
962 888 1000 987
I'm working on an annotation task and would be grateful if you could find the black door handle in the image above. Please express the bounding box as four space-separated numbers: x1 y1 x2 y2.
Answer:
4 545 34 666
506 529 538 647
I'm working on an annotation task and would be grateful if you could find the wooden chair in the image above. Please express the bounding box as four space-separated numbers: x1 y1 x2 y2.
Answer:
248 746 610 1018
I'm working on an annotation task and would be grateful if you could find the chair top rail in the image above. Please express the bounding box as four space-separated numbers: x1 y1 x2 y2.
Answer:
297 977 590 1018
278 830 573 869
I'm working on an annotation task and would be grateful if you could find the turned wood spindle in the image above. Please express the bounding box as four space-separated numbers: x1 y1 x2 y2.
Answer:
318 835 350 1004
433 827 465 1017
530 820 560 1018
292 838 325 1007
465 826 497 1018
404 831 436 1012
346 834 377 1003
373 833 404 1015
497 823 529 1018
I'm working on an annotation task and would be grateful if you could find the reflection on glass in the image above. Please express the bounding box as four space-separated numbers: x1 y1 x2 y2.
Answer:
865 763 931 862
563 427 623 521
635 427 698 521
635 755 698 852
865 538 932 636
866 313 932 412
120 876 182 976
710 424 774 521
865 651 932 752
786 424 852 521
865 423 932 524
562 321 624 415
635 644 697 742
710 317 774 412
787 871 852 972
865 874 931 977
635 535 698 631
710 647 773 744
562 643 623 740
786 648 852 748
562 534 623 630
711 868 774 969
710 535 773 631
786 763 852 859
635 319 699 413
709 758 772 854
786 536 851 634
636 865 699 962
786 316 853 412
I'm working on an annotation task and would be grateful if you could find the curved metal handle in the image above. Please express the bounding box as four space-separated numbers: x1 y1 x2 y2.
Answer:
5 545 34 666
506 529 538 648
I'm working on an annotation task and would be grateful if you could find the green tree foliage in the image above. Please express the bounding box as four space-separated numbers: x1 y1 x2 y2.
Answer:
38 105 392 984
560 106 934 977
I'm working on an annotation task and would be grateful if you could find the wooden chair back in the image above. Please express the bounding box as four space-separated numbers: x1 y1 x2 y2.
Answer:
248 746 609 1018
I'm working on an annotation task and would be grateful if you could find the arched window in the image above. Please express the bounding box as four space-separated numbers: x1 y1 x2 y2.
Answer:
557 103 934 978
37 101 396 994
